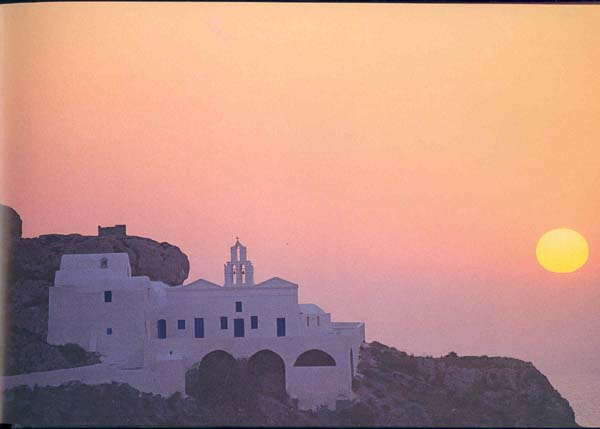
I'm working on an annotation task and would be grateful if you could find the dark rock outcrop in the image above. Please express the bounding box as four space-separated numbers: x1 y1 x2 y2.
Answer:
2 343 578 427
1 204 22 241
12 233 189 286
1 205 190 375
349 342 577 427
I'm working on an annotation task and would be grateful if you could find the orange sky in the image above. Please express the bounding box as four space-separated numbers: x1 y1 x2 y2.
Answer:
2 3 600 380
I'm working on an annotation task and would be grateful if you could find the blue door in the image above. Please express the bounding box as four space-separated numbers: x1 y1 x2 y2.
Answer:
234 318 245 337
194 318 204 338
157 319 167 339
277 317 286 337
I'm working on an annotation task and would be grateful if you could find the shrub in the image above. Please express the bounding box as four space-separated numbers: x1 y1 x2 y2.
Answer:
348 402 376 426
59 343 93 365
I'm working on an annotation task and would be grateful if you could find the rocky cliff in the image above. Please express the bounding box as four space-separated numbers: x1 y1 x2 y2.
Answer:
2 342 577 427
350 342 576 427
1 205 190 375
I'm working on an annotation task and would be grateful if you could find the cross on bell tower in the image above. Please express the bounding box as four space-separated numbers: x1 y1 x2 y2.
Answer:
224 238 254 286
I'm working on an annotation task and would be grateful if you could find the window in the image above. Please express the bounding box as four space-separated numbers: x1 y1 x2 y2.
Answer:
104 291 112 303
235 301 242 312
234 318 245 337
306 316 310 327
194 318 204 338
317 316 320 326
277 317 286 337
178 319 186 330
106 328 112 336
251 316 258 329
157 319 167 339
220 316 228 329
100 257 108 269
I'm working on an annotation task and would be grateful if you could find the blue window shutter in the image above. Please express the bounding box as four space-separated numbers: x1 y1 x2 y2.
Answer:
106 328 112 335
178 320 186 330
235 301 242 312
220 316 228 329
194 318 204 338
251 316 258 329
104 291 112 303
277 318 286 337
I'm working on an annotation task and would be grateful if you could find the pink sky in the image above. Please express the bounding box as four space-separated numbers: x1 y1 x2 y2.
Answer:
3 3 600 378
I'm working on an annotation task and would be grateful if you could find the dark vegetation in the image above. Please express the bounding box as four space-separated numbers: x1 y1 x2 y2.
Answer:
3 327 100 375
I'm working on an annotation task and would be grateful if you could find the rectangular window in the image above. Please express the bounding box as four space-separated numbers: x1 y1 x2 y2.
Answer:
307 316 310 327
234 318 245 337
251 316 258 329
317 316 320 326
104 291 112 303
157 319 167 339
178 319 186 330
106 328 112 335
277 317 286 337
194 318 204 338
235 301 242 312
220 316 228 329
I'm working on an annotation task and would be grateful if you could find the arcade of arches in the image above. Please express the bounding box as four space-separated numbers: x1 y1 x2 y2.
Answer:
185 348 337 404
185 349 287 404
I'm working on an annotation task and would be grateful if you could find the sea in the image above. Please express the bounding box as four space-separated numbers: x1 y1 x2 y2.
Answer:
549 371 600 428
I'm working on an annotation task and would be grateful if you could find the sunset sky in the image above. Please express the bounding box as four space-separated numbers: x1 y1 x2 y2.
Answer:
3 2 600 384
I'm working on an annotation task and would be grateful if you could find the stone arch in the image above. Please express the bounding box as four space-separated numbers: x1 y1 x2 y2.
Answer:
294 349 336 367
185 350 237 404
248 349 286 399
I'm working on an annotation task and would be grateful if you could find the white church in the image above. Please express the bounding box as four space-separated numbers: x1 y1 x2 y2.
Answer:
46 238 365 410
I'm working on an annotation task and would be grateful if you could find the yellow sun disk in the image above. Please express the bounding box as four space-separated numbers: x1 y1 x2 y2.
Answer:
536 228 589 274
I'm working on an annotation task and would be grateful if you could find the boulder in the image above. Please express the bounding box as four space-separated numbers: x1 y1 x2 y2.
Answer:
12 233 189 286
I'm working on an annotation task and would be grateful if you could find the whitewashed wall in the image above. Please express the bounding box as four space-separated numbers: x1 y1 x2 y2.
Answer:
42 252 365 410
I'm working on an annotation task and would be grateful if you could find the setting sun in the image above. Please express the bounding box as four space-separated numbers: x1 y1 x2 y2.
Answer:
536 228 589 274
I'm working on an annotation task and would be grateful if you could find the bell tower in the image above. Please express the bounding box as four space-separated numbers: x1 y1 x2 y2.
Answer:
224 238 254 286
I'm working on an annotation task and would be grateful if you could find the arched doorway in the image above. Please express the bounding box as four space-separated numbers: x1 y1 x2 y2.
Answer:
248 350 286 399
185 350 237 404
294 349 336 367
